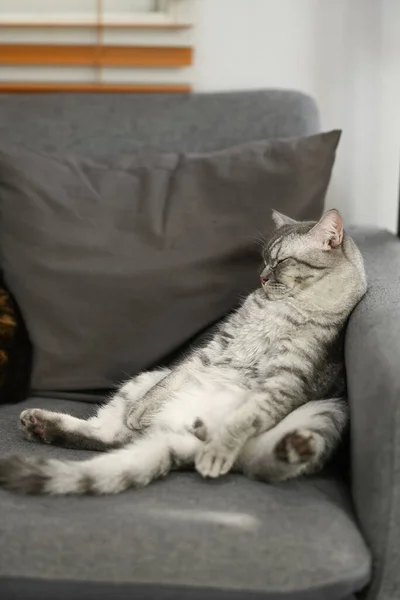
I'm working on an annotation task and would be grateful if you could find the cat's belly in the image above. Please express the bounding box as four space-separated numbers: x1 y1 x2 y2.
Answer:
154 378 248 433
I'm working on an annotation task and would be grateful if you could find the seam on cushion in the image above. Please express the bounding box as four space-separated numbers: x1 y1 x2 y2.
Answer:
0 560 373 598
0 148 177 176
30 379 119 392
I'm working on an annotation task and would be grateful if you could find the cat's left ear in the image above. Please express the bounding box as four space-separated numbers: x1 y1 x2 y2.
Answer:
272 210 298 229
310 209 343 249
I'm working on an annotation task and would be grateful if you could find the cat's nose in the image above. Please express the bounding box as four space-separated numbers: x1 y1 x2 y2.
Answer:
260 275 269 284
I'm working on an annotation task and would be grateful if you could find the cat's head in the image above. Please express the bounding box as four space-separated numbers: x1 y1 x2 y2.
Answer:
260 209 367 309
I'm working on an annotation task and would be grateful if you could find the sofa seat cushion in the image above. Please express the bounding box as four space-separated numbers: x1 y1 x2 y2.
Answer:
0 397 371 600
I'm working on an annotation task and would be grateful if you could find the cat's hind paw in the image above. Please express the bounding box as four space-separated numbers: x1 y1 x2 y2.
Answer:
19 409 62 445
274 429 319 465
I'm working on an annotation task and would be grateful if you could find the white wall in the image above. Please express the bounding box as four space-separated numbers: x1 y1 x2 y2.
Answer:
193 0 399 232
2 0 398 230
379 0 400 231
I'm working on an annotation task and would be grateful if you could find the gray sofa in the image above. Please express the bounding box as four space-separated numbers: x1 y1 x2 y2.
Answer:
0 90 398 600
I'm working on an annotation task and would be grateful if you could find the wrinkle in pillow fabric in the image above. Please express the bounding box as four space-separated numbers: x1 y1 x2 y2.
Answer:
0 131 340 391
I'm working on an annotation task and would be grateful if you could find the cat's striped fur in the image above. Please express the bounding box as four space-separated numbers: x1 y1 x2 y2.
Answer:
0 209 367 495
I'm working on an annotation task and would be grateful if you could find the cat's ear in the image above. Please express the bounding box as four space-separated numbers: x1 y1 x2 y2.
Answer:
272 210 298 229
310 209 343 249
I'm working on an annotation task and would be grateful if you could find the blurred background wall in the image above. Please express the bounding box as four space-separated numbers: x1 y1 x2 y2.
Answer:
194 0 399 232
1 0 399 231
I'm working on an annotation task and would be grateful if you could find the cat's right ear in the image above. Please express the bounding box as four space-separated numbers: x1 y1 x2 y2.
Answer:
310 209 343 249
272 210 298 229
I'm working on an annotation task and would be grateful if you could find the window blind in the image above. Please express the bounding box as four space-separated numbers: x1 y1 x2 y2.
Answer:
0 0 193 92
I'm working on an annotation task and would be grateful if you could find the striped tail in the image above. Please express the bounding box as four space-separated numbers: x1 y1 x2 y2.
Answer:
0 431 199 495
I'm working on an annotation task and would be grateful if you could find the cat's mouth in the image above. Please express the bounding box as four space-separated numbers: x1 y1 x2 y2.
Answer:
260 281 269 297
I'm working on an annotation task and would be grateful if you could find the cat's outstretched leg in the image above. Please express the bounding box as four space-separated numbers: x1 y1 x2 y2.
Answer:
19 369 170 451
126 367 188 431
238 398 348 482
0 428 200 495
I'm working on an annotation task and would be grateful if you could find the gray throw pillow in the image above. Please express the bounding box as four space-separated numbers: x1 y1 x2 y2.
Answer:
0 131 340 391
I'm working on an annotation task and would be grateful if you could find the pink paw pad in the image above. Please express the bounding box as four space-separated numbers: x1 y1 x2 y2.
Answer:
29 416 37 424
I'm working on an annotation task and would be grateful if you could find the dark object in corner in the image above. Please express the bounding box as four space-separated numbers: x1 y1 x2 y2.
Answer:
0 273 32 404
397 189 400 238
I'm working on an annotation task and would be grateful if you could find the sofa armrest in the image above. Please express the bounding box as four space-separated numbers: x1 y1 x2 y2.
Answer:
345 227 400 600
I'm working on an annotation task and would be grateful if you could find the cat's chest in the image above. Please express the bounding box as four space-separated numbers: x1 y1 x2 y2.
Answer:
229 303 295 362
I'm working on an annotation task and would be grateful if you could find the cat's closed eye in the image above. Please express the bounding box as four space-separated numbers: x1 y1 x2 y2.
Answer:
273 257 292 269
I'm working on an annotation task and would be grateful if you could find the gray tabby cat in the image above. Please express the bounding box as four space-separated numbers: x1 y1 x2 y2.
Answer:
0 209 366 495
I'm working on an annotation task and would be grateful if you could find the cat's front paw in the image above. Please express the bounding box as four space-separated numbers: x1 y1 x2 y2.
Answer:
188 418 208 442
126 405 150 431
195 440 237 478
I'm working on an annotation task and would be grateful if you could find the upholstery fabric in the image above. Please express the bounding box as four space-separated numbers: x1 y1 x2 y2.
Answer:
0 396 371 600
0 132 340 391
0 90 320 157
0 89 377 600
346 227 400 600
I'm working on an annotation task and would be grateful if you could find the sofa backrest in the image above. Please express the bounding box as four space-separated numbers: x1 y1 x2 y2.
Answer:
0 90 319 156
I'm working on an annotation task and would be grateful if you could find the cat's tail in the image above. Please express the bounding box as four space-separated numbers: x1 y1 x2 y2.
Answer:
0 431 199 495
